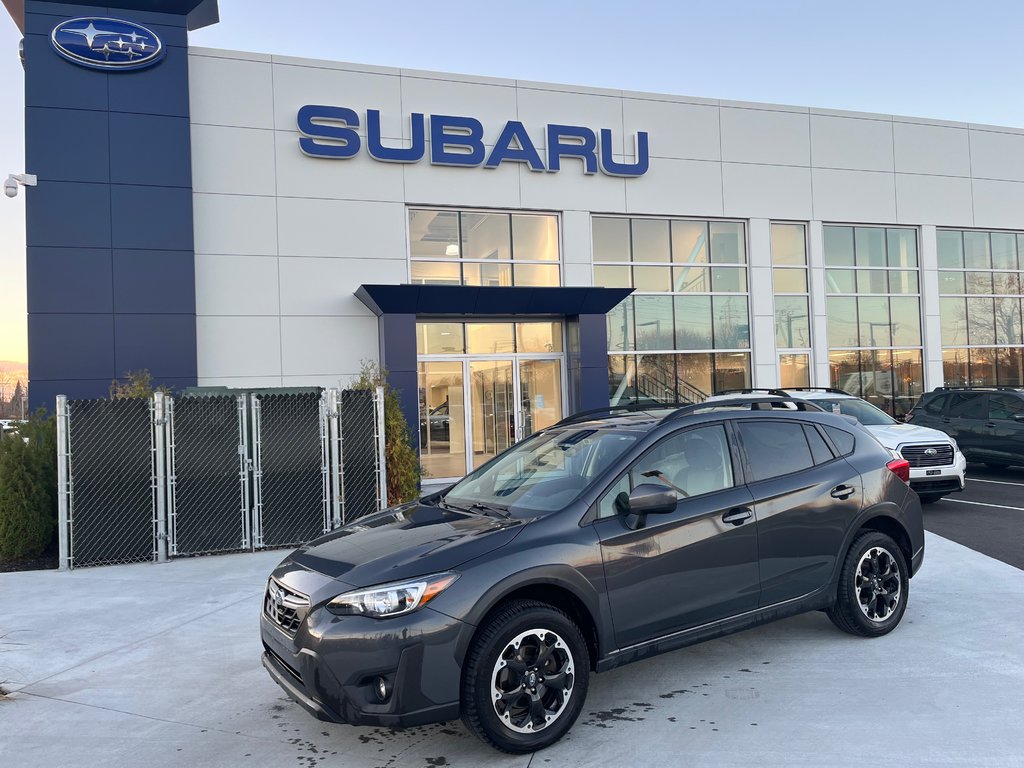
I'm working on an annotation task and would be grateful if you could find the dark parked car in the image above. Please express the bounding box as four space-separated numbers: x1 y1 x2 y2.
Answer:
906 386 1024 469
261 397 924 753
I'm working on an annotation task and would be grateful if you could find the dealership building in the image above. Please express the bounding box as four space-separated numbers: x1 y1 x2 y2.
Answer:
7 0 1024 482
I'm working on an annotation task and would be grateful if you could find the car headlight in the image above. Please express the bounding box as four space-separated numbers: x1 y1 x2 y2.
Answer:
885 447 901 460
326 573 459 618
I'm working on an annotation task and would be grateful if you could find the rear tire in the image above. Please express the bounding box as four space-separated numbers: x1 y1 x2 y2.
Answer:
827 531 909 637
461 600 590 754
918 493 943 504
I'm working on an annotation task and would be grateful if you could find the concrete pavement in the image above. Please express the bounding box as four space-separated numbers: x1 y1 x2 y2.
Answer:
1 533 1022 767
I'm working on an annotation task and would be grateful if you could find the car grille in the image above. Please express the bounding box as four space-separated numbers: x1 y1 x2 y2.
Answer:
264 579 309 635
901 443 954 468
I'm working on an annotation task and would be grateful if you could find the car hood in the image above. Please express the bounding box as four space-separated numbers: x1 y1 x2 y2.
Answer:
864 422 954 449
287 503 526 587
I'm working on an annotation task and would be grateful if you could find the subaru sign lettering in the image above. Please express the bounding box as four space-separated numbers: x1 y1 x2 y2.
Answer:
51 17 164 71
297 106 650 177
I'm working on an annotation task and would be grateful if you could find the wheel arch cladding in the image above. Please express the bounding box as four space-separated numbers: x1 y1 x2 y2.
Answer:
857 515 913 573
468 583 601 673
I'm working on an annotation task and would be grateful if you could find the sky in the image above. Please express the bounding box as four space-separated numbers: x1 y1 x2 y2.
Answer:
1 0 1024 366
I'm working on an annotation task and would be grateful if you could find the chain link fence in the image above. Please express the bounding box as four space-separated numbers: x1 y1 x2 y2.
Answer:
252 392 326 548
167 394 249 556
58 398 156 568
56 387 386 569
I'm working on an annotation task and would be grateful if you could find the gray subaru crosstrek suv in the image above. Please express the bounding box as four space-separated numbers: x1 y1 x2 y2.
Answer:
261 397 924 753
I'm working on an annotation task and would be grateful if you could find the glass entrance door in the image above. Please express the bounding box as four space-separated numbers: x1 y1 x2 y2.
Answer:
418 321 566 482
469 360 516 470
518 359 563 438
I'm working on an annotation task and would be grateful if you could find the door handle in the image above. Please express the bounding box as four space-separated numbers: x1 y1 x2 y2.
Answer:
722 507 752 526
985 422 997 428
831 485 856 500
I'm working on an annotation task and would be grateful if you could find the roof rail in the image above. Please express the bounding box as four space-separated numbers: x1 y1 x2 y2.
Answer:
933 385 1024 392
658 396 825 424
784 386 852 396
713 387 789 397
550 401 693 428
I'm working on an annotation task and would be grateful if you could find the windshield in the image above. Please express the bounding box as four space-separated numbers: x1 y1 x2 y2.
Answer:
813 398 896 426
444 427 640 516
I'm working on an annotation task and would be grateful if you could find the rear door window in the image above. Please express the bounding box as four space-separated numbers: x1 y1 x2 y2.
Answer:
804 425 836 464
988 394 1024 421
738 421 815 481
948 393 987 419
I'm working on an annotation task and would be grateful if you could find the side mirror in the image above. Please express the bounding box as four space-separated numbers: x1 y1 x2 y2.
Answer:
623 483 677 529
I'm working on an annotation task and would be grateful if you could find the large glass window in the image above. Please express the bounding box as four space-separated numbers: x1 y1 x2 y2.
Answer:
595 216 750 404
409 209 561 287
824 225 922 416
773 223 812 388
937 229 1024 386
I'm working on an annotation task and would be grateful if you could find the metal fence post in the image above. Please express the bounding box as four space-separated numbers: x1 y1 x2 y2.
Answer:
250 394 264 549
152 393 169 563
56 395 72 571
374 386 387 510
327 388 343 529
238 393 253 550
165 396 177 556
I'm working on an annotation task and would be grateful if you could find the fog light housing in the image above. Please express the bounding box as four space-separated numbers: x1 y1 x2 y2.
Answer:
375 676 391 703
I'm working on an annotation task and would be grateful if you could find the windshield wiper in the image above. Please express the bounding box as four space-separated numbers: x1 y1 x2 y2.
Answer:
442 499 511 519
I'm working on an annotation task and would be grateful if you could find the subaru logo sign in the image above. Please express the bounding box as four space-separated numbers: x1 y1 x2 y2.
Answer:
51 17 164 71
924 448 938 456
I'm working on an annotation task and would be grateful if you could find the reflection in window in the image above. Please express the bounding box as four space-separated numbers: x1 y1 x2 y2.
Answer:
937 229 1024 387
779 353 810 388
598 216 749 405
409 208 560 286
824 225 922 414
417 322 465 355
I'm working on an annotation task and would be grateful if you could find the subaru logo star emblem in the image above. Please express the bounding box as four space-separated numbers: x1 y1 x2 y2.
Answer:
924 448 938 456
51 17 164 71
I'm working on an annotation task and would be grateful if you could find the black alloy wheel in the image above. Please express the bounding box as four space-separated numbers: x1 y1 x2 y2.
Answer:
461 600 590 753
827 531 910 637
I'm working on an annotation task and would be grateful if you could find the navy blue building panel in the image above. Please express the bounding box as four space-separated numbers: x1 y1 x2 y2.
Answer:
22 0 200 409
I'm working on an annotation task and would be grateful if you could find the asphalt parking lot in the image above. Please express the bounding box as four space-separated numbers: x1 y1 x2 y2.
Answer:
1 526 1023 768
922 464 1024 569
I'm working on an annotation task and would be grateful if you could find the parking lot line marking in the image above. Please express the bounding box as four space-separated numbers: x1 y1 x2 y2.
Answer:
967 478 1024 488
945 498 1024 512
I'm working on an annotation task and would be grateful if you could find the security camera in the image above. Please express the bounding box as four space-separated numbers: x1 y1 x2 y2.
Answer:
4 173 37 198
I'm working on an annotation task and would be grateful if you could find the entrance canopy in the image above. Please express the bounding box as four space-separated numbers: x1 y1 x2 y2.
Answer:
355 284 630 317
355 284 632 457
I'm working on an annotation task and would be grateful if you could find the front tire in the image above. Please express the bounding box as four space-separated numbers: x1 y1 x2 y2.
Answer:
827 531 909 637
461 600 590 754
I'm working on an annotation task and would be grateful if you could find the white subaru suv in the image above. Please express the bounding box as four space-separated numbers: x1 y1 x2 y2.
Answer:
705 387 966 503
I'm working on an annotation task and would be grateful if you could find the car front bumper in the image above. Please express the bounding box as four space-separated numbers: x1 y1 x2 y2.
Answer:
260 591 467 728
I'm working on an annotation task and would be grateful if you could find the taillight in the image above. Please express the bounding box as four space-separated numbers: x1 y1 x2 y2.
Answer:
886 458 911 483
